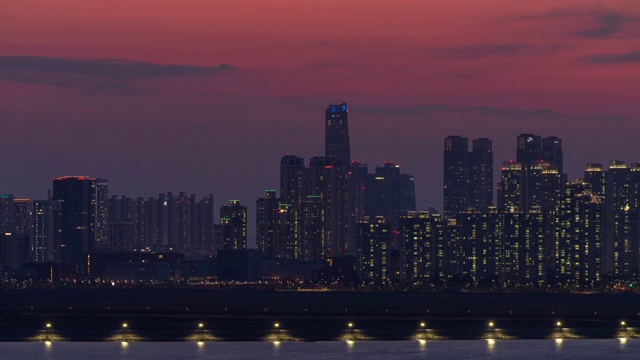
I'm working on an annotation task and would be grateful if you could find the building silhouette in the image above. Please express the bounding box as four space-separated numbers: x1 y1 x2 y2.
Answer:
52 176 107 266
325 103 351 165
443 136 493 218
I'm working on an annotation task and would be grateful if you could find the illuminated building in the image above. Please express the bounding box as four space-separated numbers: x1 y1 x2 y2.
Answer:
52 176 108 266
94 178 109 253
325 103 351 165
495 208 545 285
300 195 324 261
498 161 524 210
516 134 542 166
584 163 606 197
542 136 564 175
554 179 603 286
400 211 443 283
356 216 390 283
280 155 305 205
0 195 31 269
214 200 247 252
443 136 494 218
274 203 299 259
365 162 416 233
604 161 638 275
256 190 279 259
0 194 15 234
452 209 544 285
32 200 52 262
454 211 496 281
509 134 564 213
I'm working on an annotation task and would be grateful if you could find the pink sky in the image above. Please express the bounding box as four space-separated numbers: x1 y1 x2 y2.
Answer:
1 1 640 239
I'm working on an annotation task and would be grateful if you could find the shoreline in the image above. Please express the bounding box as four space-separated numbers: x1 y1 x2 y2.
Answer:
2 289 639 341
1 314 637 342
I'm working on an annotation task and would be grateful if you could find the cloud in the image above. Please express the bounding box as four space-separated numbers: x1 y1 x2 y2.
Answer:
582 50 640 64
509 7 640 38
443 43 568 59
0 55 235 92
574 11 627 38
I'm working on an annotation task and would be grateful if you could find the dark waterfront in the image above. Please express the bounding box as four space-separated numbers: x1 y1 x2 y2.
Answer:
1 340 640 360
1 290 640 341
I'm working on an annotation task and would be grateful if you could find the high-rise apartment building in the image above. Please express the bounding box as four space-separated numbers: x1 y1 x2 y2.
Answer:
215 200 247 252
52 176 107 265
356 216 390 283
400 211 443 283
443 136 469 218
443 136 494 218
365 162 416 232
604 161 637 275
584 163 606 197
542 136 564 175
516 134 542 166
32 199 55 262
468 138 494 212
554 179 603 286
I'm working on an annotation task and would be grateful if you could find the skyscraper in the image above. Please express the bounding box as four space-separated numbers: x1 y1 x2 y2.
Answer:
256 190 279 259
32 200 52 262
542 136 563 174
516 134 542 166
468 138 494 212
400 211 443 283
443 136 494 218
554 179 603 286
584 163 606 197
356 216 390 283
197 194 215 252
443 136 469 218
94 178 109 253
280 155 305 204
604 161 637 275
218 200 247 251
52 176 106 265
325 103 351 165
365 162 417 232
498 161 524 210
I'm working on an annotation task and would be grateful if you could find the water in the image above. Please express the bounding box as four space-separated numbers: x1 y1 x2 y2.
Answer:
0 340 638 360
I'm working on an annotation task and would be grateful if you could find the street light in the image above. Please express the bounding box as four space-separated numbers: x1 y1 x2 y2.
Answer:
122 323 128 329
45 323 52 329
198 323 204 329
556 321 562 327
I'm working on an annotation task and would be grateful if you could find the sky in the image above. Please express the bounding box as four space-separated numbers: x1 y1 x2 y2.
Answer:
1 1 639 243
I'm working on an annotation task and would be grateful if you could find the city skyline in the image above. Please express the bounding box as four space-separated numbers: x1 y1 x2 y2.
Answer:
2 87 640 292
1 1 639 220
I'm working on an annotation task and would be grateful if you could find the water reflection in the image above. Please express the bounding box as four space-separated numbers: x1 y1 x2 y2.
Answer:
185 324 221 342
105 324 144 342
28 323 66 342
486 338 496 352
418 339 427 351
